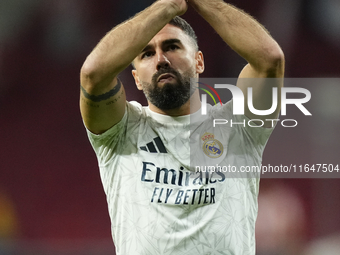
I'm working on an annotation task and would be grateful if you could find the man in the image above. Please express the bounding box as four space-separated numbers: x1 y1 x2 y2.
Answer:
80 0 284 254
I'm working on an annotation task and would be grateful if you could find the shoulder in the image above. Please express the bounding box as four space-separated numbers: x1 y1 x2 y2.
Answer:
127 101 143 114
208 100 233 117
126 101 149 120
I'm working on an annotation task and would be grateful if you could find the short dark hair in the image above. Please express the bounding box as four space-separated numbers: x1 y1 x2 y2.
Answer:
169 16 198 51
131 17 198 69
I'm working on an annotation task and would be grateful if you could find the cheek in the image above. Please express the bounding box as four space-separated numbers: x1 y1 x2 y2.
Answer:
139 64 156 81
177 54 196 69
136 70 145 81
178 61 196 75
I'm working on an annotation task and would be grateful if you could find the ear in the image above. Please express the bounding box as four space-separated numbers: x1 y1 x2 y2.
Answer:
195 51 205 74
132 69 143 90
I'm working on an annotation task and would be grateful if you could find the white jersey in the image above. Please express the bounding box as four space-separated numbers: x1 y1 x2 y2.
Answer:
86 100 274 255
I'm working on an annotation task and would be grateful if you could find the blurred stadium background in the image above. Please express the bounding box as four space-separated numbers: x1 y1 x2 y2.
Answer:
0 0 340 254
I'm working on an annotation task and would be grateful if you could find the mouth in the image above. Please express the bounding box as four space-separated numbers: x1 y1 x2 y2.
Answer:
157 73 175 83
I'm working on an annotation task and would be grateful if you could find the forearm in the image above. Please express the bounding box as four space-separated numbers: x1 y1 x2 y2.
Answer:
81 1 180 91
190 0 284 74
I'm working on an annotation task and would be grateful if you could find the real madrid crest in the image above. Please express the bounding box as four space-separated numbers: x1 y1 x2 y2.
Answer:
201 132 224 158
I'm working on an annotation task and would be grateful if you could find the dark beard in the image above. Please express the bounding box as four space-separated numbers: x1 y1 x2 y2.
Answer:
141 66 196 110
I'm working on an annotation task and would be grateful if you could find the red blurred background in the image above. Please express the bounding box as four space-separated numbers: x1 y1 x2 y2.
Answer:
0 0 340 254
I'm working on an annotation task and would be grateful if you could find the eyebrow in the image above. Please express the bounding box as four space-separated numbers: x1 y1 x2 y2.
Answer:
140 39 182 54
162 39 182 47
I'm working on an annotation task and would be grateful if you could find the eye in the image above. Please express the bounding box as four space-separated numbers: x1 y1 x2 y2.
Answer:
141 51 154 59
167 44 179 51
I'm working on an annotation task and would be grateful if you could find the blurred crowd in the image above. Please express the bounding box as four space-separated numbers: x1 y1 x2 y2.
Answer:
1 0 340 254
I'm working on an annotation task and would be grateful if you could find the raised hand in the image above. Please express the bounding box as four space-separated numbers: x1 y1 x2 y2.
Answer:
160 0 188 16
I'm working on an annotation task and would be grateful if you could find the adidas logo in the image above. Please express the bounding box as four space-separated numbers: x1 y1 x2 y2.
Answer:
140 137 167 153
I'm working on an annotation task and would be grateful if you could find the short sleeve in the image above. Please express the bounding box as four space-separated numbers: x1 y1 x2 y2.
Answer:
85 101 144 166
85 109 128 166
232 105 276 158
212 100 276 159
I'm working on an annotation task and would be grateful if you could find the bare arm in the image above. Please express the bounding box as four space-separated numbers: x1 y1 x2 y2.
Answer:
80 0 187 134
189 0 285 125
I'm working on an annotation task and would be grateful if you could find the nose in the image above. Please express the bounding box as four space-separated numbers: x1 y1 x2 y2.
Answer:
156 51 170 71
